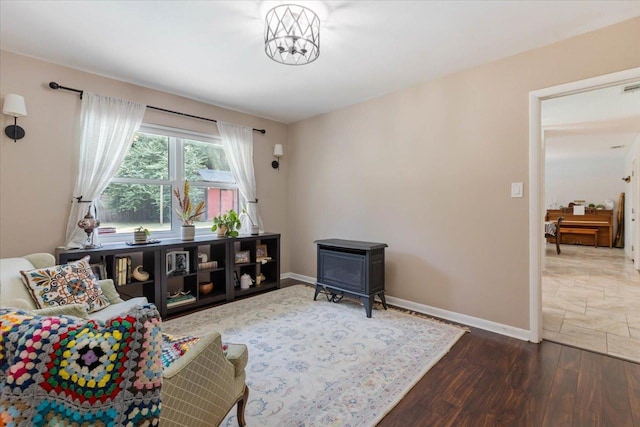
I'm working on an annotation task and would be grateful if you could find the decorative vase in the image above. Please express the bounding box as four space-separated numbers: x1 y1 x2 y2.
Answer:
217 224 227 237
134 231 147 243
240 274 254 290
199 282 214 295
132 265 150 281
181 225 195 241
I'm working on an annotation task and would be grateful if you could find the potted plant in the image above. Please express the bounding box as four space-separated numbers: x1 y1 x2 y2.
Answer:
211 209 241 237
173 180 205 241
241 207 260 235
134 225 150 243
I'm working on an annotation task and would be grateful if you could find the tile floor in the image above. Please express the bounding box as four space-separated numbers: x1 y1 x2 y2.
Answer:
543 244 640 363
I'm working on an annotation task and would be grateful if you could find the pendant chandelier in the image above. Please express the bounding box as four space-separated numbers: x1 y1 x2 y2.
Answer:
264 4 320 65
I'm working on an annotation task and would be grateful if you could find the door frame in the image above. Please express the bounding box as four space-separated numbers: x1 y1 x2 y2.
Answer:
632 156 639 271
528 67 640 342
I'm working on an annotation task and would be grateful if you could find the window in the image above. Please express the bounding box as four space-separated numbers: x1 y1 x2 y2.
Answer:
99 124 238 238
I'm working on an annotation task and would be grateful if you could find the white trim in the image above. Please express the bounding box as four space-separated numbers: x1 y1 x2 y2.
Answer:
284 272 530 340
285 272 315 283
529 91 544 343
528 67 640 343
385 295 530 341
632 154 639 271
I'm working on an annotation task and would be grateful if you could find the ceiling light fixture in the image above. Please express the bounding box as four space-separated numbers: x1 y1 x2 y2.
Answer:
264 4 320 65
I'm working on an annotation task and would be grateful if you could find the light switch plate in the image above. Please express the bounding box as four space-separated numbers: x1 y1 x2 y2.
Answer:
511 182 523 198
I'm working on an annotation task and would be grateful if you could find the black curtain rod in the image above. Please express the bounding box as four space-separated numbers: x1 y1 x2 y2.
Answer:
48 82 266 134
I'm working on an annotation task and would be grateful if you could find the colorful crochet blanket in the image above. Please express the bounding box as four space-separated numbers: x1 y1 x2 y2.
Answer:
0 304 163 426
161 334 201 369
160 334 228 369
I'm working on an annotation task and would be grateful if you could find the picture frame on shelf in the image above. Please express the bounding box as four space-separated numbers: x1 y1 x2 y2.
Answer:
90 261 107 280
235 250 250 264
233 271 240 287
173 251 189 274
166 251 189 275
256 244 268 260
166 252 175 275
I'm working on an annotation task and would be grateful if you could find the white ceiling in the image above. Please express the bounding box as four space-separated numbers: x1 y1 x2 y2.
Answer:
543 82 640 160
1 1 640 124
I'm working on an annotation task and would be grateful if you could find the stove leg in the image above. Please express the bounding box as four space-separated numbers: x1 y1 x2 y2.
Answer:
363 297 373 318
378 292 388 310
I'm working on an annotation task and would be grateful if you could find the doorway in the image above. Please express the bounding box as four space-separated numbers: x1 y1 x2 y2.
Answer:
528 68 640 355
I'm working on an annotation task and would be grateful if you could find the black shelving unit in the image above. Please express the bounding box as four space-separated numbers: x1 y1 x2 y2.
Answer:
56 233 280 318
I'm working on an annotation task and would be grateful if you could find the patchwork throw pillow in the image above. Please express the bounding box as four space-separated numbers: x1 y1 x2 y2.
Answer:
20 255 110 313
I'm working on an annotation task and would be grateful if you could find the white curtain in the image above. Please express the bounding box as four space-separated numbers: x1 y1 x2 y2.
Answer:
64 93 146 248
217 121 263 232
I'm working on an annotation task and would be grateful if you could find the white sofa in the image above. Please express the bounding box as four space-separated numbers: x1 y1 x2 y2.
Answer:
0 252 148 322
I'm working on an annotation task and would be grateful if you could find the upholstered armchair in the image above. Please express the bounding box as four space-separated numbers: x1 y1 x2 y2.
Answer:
161 332 249 426
0 252 249 426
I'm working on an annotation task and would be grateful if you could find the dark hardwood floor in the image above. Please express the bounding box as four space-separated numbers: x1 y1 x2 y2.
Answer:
377 325 640 427
268 281 640 425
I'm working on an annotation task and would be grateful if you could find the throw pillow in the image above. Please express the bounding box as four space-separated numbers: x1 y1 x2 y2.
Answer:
20 255 110 313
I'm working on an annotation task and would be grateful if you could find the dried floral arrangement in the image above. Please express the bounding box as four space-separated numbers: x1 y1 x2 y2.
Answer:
173 180 205 225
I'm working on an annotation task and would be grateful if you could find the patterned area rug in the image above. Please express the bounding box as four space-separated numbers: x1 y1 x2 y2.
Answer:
163 285 465 426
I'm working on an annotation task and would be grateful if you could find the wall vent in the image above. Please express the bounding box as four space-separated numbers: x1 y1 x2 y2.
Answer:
622 83 640 93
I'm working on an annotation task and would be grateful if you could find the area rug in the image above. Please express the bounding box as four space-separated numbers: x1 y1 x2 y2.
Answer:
163 285 465 426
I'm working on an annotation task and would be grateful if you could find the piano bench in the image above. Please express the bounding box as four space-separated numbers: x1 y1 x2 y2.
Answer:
559 228 599 247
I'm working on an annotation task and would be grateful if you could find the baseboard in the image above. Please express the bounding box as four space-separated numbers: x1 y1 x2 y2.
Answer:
283 272 530 341
284 272 316 283
384 296 530 341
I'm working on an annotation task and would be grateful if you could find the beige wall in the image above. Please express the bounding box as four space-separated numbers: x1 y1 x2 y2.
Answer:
2 17 639 331
0 51 290 272
288 17 640 330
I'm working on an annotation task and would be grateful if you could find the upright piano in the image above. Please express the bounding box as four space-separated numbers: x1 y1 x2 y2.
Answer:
545 209 614 248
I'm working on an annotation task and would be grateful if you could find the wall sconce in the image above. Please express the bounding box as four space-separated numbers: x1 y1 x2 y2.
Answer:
622 176 631 183
3 94 27 142
272 144 283 169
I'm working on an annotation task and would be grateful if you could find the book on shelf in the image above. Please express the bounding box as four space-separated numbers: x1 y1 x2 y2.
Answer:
198 261 218 270
114 256 132 286
167 293 194 303
114 257 121 286
121 256 127 285
98 226 116 234
167 294 196 308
